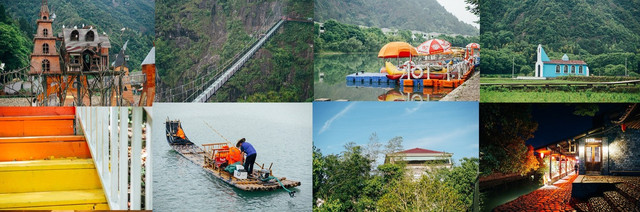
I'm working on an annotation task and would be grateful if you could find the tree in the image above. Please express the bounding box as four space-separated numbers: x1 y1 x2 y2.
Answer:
384 136 403 155
480 104 538 176
465 0 479 16
0 22 31 72
364 132 382 163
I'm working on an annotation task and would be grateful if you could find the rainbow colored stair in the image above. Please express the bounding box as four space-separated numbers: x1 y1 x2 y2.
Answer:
0 107 109 210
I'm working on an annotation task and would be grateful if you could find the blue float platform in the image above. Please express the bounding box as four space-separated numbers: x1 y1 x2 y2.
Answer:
346 73 396 88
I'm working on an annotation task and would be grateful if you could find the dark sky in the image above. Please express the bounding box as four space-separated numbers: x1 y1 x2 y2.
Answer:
526 104 627 148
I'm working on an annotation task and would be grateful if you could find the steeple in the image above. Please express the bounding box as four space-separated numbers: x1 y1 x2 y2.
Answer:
40 0 50 20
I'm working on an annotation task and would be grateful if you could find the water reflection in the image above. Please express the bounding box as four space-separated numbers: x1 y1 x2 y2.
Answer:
314 53 454 101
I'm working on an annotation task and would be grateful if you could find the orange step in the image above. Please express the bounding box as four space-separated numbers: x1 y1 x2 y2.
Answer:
0 107 74 116
0 115 75 137
0 136 90 161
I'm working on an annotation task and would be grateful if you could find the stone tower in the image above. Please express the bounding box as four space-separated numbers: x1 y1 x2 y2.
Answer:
29 0 61 75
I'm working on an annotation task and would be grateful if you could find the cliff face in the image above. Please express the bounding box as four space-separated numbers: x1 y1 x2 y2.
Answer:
156 0 284 85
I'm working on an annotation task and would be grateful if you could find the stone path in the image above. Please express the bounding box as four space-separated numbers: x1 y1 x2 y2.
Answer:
442 71 479 101
494 174 578 212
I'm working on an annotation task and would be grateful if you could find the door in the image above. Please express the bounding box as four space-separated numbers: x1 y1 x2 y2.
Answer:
585 144 602 172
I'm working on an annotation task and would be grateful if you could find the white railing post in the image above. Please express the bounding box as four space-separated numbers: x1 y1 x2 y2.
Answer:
144 107 153 209
109 107 119 208
130 107 142 209
118 107 128 210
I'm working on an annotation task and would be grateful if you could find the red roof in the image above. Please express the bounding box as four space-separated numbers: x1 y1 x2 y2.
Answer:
544 60 587 65
399 148 445 154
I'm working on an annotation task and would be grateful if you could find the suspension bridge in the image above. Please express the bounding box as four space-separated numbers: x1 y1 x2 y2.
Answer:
156 16 311 102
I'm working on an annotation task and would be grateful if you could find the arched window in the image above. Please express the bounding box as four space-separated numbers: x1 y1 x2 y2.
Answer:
564 65 568 73
43 29 48 37
42 59 50 72
579 66 583 74
555 65 560 73
85 31 95 41
42 43 49 54
571 66 576 74
43 16 47 20
71 30 79 41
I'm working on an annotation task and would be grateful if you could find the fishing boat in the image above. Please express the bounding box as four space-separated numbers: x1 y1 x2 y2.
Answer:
165 118 301 195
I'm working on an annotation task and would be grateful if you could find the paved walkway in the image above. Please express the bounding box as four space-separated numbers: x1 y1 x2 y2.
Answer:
494 174 578 212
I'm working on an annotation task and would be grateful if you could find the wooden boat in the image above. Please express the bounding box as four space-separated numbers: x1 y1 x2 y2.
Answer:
165 119 301 194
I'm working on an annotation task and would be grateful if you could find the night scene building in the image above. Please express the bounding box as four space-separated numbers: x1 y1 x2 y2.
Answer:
385 147 453 179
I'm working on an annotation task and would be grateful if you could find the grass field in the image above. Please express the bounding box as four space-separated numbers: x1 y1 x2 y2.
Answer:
480 77 640 102
481 89 640 102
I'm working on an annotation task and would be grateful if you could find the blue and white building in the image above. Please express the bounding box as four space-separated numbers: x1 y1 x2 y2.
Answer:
534 44 589 78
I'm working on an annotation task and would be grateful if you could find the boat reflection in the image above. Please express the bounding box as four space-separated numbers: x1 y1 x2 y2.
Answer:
377 86 454 101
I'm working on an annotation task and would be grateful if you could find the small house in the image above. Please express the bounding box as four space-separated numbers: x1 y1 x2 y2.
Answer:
385 148 453 179
534 44 589 78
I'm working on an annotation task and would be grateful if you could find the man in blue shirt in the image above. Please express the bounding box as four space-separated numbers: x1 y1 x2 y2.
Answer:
236 138 257 177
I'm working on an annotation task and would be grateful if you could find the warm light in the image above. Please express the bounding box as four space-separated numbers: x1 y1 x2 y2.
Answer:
575 156 579 160
586 138 601 143
540 152 544 158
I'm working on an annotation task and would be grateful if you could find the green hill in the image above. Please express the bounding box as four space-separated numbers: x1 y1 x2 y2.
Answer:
156 0 313 102
315 0 478 36
0 0 155 72
480 0 640 76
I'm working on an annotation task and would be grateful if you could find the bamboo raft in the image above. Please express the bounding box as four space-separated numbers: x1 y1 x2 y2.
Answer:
165 119 301 192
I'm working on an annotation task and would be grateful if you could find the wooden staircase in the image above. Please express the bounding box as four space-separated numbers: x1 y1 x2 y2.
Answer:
574 180 640 212
0 107 109 210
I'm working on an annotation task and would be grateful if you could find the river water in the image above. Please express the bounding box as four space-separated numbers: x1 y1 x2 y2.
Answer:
314 53 452 101
152 103 312 211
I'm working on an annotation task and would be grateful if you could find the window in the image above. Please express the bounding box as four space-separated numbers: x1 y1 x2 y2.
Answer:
43 16 47 20
42 59 50 72
42 43 49 54
71 56 80 64
564 65 568 73
43 29 48 37
579 66 583 74
571 66 576 74
556 65 560 73
71 30 79 41
595 147 600 162
85 31 95 42
586 147 592 162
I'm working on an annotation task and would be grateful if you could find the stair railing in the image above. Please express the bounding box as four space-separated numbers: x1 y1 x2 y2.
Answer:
76 107 152 210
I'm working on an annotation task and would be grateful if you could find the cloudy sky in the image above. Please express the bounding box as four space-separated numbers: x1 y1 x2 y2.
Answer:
435 0 479 29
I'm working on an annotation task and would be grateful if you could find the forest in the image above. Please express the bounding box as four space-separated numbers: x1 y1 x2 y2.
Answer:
314 0 478 36
0 0 155 73
156 0 313 102
479 0 640 76
315 20 479 54
0 4 32 74
313 134 479 211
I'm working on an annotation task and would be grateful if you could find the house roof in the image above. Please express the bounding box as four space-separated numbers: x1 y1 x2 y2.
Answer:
399 148 445 154
613 103 640 129
544 60 587 65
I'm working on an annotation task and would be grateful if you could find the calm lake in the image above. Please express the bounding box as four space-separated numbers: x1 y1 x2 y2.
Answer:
314 53 451 101
152 103 312 211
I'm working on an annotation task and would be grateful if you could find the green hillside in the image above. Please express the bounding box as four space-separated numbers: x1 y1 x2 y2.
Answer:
156 0 313 102
480 0 640 76
0 0 155 72
315 0 478 36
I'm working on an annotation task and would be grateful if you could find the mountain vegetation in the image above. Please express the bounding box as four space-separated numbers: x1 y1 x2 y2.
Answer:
0 5 32 74
156 0 313 102
0 0 155 73
315 20 479 54
480 0 640 76
315 0 478 36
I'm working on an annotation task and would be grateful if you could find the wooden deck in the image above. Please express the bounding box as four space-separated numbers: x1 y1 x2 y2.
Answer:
481 79 640 88
171 144 301 191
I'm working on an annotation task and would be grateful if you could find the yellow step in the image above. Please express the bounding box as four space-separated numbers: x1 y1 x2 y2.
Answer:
0 159 102 193
0 189 108 210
